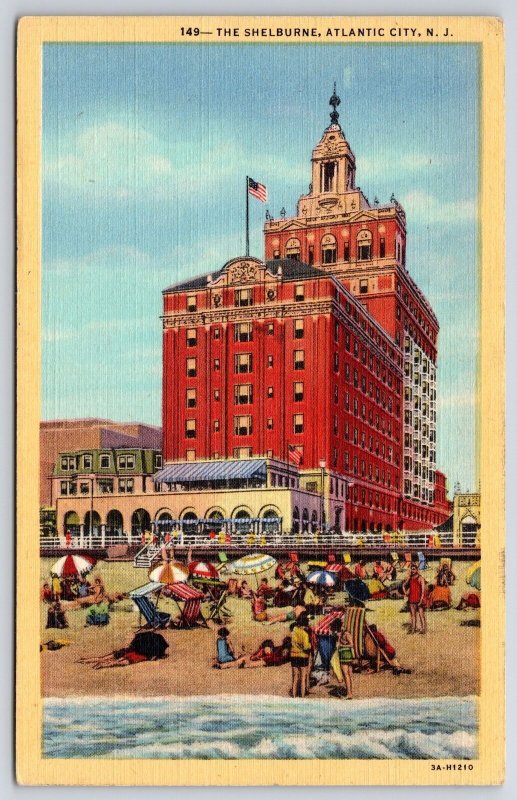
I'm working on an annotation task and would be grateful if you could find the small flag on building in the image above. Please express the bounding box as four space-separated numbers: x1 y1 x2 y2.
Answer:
288 445 303 466
248 177 267 203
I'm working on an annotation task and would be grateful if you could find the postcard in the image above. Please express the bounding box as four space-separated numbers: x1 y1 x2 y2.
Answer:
16 15 504 785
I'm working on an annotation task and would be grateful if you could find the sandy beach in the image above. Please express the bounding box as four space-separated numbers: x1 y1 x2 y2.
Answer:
40 557 479 701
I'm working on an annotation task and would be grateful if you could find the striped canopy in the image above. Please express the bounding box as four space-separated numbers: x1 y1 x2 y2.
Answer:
306 569 339 587
228 553 277 575
50 554 96 577
149 561 189 584
188 560 219 580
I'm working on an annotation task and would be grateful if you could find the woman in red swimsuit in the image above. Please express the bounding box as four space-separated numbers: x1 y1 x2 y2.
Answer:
403 563 427 634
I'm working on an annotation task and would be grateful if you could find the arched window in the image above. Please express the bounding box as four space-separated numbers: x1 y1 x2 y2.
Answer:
157 511 174 533
261 508 280 534
206 509 224 534
131 508 151 537
181 511 198 535
357 230 372 261
234 509 252 534
311 510 318 533
285 237 301 261
84 511 101 538
63 511 80 538
292 506 300 534
301 508 309 533
106 510 123 537
323 161 337 192
321 234 337 264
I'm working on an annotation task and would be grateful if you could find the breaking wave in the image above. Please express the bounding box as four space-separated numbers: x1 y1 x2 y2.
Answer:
44 694 477 760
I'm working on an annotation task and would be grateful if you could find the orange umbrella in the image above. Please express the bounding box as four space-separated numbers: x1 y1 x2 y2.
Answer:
148 561 189 584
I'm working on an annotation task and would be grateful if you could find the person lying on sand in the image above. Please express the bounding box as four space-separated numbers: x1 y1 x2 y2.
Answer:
77 632 168 669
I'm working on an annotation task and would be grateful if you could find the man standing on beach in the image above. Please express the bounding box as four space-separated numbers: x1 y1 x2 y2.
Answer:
289 612 312 698
403 563 427 634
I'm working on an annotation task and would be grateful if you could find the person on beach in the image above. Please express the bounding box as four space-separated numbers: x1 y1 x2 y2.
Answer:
51 574 62 602
41 582 52 603
257 578 274 599
78 632 169 669
330 624 354 699
250 637 291 667
354 560 369 580
402 563 427 633
213 627 263 669
289 612 312 698
238 580 254 599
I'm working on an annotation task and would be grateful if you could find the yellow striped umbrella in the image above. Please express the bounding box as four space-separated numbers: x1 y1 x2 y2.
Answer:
228 553 277 576
465 560 481 591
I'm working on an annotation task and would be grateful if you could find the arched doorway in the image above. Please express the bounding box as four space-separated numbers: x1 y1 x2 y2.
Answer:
302 508 309 533
311 510 318 534
233 509 252 535
84 511 101 538
156 511 174 533
206 509 224 534
261 508 280 535
292 506 300 534
181 511 198 536
132 508 151 538
106 509 123 537
63 510 80 538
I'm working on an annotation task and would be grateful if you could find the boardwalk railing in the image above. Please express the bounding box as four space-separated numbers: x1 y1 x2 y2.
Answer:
40 529 478 552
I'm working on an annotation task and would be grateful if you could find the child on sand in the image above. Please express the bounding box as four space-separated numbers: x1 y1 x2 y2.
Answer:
213 627 263 669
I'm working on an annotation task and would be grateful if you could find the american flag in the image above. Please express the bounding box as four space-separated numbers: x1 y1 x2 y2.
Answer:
248 177 267 203
288 445 302 466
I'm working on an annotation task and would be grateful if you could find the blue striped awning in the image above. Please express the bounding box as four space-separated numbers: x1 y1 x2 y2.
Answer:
153 459 267 484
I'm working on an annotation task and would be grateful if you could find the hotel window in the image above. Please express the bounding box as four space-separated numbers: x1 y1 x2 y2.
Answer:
334 385 339 404
353 456 358 475
273 250 280 259
267 323 274 335
353 398 358 416
357 230 372 261
344 423 349 440
294 382 304 402
235 384 253 405
118 454 135 469
294 318 304 339
294 350 305 370
334 415 339 435
234 415 252 436
267 386 274 398
293 414 304 434
308 246 314 265
213 327 220 339
60 456 76 471
333 352 339 373
214 389 220 401
186 328 197 346
186 449 196 461
267 355 274 368
235 288 253 307
186 419 197 439
235 353 252 373
100 454 111 469
353 427 358 444
344 392 350 410
344 451 349 469
267 418 274 430
186 357 197 377
286 237 301 260
321 234 337 264
353 369 358 387
98 479 114 494
80 482 89 495
155 454 162 468
295 284 305 302
118 478 134 494
234 447 252 459
83 454 92 471
214 420 220 432
379 237 386 258
214 358 220 371
361 459 366 476
61 481 77 496
186 388 197 408
359 279 368 294
187 295 197 312
344 241 350 261
235 322 253 342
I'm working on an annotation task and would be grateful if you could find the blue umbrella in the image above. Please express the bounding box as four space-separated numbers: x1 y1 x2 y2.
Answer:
344 578 370 602
306 569 338 587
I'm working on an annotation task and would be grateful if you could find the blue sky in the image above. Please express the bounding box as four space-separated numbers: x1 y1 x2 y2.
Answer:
42 43 479 491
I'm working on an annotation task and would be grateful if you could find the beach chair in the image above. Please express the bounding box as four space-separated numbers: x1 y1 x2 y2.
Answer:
174 598 207 629
417 551 427 570
207 589 231 623
341 606 369 672
343 552 352 564
363 622 396 673
132 595 171 629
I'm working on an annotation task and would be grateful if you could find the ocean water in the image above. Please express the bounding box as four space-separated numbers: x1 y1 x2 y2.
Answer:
43 694 477 760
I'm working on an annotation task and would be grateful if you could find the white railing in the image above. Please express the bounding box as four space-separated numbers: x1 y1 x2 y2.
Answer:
40 530 478 552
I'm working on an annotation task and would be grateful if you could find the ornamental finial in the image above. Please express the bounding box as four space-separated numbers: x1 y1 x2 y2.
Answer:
329 81 341 125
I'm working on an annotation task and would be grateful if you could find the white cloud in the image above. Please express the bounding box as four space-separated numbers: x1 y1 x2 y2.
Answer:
438 392 478 410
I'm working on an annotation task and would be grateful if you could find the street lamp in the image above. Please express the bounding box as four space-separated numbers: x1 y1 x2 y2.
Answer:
319 459 326 532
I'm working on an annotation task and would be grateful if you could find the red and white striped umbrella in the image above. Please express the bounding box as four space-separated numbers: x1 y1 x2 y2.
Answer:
188 560 219 580
50 554 96 577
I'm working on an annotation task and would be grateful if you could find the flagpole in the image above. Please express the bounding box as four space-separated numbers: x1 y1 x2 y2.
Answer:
245 175 249 256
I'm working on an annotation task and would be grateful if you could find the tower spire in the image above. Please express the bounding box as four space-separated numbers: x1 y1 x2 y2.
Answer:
329 81 341 126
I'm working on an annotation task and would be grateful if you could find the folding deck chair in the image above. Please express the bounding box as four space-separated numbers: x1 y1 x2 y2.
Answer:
167 583 208 629
207 589 231 623
132 595 171 630
341 606 369 672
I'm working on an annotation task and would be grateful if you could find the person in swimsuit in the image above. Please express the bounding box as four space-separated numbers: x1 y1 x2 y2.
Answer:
402 563 427 633
213 627 263 669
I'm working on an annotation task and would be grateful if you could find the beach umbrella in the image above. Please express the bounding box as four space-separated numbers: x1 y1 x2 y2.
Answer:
228 553 277 575
149 561 189 585
50 554 96 577
188 560 219 580
465 561 481 591
344 578 370 603
306 569 338 587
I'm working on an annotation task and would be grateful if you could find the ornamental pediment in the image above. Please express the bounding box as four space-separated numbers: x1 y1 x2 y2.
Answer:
223 257 266 285
348 211 378 223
